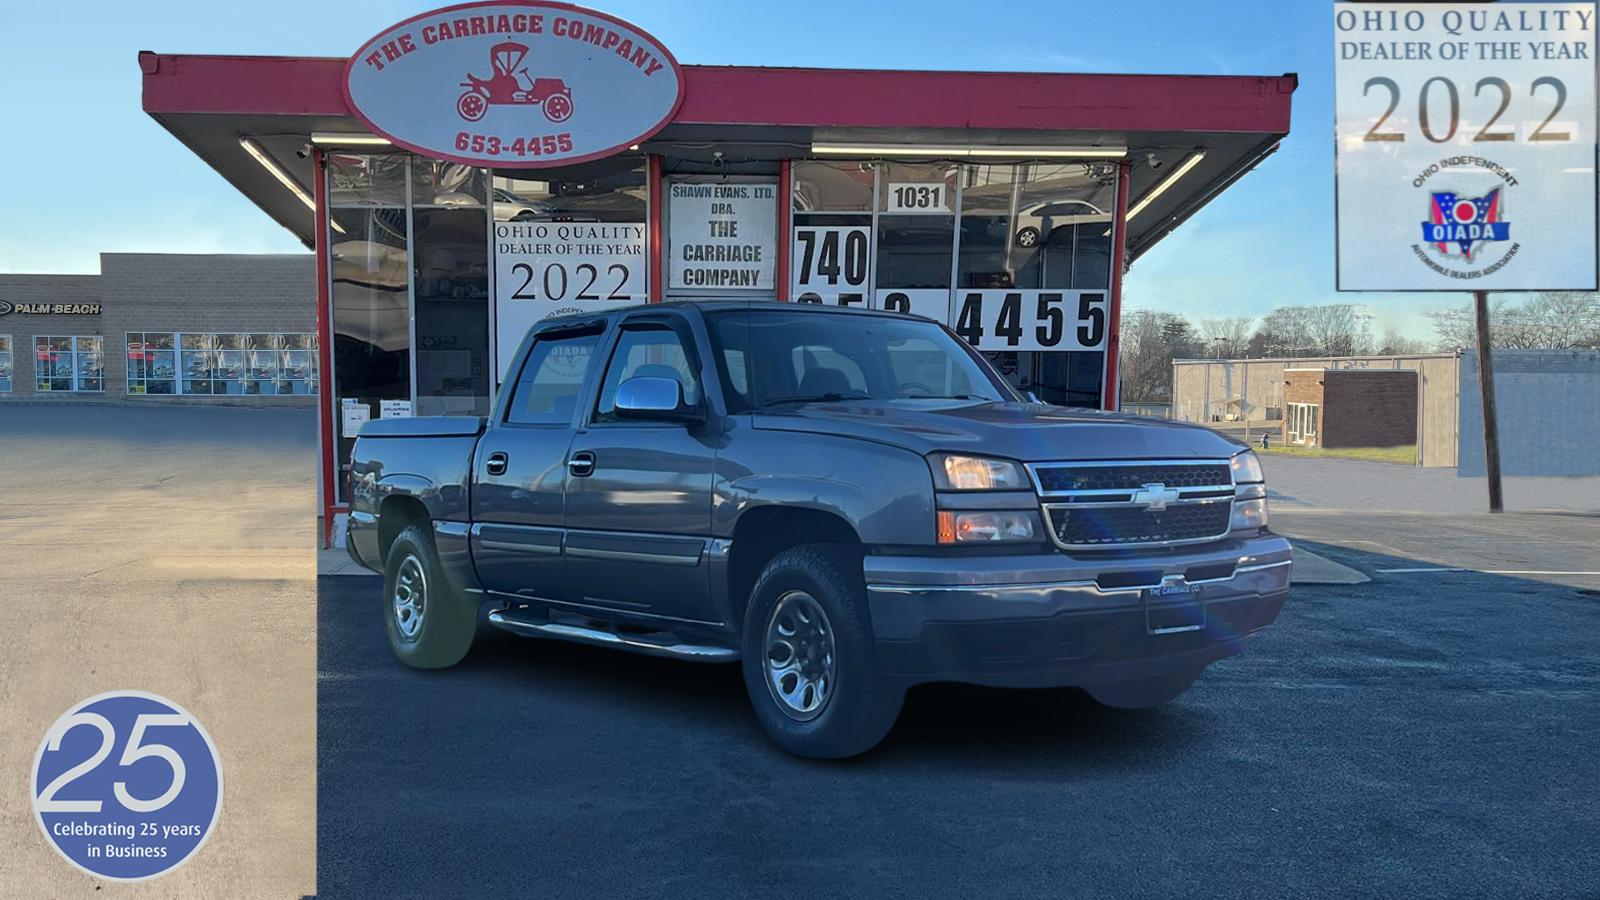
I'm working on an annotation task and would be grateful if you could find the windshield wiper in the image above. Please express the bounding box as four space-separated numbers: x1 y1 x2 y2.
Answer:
760 391 869 407
907 393 989 400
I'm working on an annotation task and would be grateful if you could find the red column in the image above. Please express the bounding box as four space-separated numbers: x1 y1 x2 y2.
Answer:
777 159 792 301
1102 159 1132 411
312 149 338 547
648 154 664 302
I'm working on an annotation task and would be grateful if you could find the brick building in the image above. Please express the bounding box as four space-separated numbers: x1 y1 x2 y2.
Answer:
0 253 315 405
1282 367 1417 449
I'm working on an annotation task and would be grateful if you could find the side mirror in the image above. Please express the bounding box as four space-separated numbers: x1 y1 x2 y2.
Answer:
615 376 702 423
1024 390 1042 404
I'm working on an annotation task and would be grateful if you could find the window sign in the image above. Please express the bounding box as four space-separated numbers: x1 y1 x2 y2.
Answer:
884 182 952 215
669 181 777 291
35 336 101 392
873 289 952 322
949 290 1108 353
494 220 646 378
791 225 871 305
341 399 371 436
0 335 12 392
1333 2 1597 291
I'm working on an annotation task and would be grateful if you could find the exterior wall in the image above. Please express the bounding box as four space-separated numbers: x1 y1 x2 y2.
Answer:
1174 353 1460 466
0 274 103 400
1458 348 1600 477
0 253 315 405
1322 370 1416 449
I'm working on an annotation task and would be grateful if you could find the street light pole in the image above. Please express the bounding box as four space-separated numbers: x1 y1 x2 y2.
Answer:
1473 290 1503 513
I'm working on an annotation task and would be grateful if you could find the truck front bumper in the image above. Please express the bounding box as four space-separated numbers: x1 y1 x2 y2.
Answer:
864 533 1292 689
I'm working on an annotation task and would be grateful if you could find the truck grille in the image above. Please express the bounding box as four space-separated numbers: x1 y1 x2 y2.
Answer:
1026 460 1235 550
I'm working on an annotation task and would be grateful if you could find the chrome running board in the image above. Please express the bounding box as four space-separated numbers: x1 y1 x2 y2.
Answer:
487 608 738 663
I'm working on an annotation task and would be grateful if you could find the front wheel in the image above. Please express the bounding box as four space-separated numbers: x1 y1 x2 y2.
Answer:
1083 667 1204 709
384 524 477 669
741 545 903 759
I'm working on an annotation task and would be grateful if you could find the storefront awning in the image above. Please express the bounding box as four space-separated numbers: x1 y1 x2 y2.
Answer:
140 52 1294 262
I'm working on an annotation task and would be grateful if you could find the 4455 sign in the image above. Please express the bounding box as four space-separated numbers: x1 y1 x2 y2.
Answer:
952 290 1107 352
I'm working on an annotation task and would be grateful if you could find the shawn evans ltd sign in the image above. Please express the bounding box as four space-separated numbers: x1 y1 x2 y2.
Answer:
343 1 685 167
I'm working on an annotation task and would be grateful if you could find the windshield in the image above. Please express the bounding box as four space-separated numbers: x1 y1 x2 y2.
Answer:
707 309 1014 412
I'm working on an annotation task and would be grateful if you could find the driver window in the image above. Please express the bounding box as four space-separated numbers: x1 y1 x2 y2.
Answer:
594 325 701 422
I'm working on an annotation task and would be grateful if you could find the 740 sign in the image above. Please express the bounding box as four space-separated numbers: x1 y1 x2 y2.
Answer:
952 290 1106 352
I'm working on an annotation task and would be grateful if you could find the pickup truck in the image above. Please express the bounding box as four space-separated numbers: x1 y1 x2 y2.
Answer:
346 300 1291 758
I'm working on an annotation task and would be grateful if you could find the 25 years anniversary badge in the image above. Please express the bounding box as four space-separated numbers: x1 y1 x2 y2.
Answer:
32 691 223 881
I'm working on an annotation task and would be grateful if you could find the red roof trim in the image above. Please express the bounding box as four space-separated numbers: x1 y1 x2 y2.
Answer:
140 52 1294 134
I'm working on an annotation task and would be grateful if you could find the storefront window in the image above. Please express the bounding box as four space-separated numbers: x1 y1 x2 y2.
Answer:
0 335 12 392
492 157 646 223
413 160 485 207
35 336 102 392
956 162 1116 407
875 162 957 320
329 153 411 501
413 205 491 416
791 162 873 306
126 332 176 395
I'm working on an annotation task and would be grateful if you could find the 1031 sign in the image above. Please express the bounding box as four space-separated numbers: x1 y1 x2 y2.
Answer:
952 290 1107 352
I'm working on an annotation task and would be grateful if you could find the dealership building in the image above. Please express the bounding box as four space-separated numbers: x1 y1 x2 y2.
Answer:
137 2 1296 543
0 253 315 403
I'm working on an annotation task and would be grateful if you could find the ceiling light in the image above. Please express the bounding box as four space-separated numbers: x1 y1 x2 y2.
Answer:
1126 151 1206 221
310 132 393 146
810 143 1125 159
240 137 343 234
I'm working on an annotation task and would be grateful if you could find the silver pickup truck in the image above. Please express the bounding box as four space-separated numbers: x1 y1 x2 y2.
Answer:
346 301 1291 758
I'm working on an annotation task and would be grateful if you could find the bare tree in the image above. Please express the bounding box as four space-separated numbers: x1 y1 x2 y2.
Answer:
1196 316 1255 358
1249 304 1373 357
1377 327 1431 356
1427 292 1600 350
1119 308 1200 403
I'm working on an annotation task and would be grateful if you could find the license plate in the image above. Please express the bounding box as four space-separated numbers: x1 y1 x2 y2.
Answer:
1144 578 1205 635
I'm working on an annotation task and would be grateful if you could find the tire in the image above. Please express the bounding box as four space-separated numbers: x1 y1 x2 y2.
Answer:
1083 667 1204 709
383 524 477 669
1015 226 1041 248
740 544 903 759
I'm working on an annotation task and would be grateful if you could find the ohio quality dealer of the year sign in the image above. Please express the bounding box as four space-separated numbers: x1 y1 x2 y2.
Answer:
343 1 684 167
1334 2 1598 291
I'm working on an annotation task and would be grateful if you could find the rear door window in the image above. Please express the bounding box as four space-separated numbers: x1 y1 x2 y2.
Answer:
506 330 602 425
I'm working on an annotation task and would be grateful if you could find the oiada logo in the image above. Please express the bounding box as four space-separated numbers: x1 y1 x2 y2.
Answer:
343 1 684 168
1415 182 1516 278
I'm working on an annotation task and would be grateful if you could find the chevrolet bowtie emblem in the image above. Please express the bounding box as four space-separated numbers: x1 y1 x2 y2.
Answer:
1131 482 1180 511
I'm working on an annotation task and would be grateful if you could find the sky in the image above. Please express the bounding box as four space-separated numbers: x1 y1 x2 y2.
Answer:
0 0 1449 339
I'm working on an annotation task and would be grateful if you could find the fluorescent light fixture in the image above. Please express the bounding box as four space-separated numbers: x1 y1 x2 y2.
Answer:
239 136 343 234
1126 151 1206 221
810 143 1125 159
310 132 393 146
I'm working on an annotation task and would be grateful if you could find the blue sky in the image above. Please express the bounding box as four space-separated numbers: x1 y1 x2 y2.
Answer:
0 0 1442 338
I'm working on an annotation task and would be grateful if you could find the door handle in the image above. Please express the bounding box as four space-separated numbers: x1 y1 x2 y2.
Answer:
486 451 509 476
567 451 596 477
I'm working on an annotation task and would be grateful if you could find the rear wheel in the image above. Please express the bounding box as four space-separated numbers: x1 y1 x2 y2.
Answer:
1084 667 1203 709
741 545 903 759
384 524 477 669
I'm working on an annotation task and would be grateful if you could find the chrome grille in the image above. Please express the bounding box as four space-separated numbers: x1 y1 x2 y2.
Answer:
1026 460 1235 550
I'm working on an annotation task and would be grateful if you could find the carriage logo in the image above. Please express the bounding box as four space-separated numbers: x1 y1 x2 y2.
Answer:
456 41 574 124
1418 188 1510 262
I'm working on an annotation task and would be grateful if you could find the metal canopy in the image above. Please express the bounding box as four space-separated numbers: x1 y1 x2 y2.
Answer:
140 52 1294 261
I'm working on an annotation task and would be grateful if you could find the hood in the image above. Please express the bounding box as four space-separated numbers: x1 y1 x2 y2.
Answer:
751 400 1246 461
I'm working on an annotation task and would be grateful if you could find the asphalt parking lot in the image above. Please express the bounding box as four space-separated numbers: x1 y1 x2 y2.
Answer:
318 459 1600 899
0 404 317 898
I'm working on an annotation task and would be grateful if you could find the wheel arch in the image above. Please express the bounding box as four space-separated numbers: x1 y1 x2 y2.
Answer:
725 505 862 634
377 493 433 565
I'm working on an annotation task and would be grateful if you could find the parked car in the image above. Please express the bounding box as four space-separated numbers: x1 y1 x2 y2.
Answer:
346 301 1290 758
1010 198 1111 247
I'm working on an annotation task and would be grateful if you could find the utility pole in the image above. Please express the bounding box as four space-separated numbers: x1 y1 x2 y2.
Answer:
1473 290 1503 513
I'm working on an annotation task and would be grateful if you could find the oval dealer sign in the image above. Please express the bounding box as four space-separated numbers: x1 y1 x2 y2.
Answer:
343 1 684 167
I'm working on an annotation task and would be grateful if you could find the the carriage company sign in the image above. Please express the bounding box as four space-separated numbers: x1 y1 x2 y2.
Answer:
343 1 685 167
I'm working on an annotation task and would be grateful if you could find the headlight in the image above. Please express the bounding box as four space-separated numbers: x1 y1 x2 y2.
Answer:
936 510 1038 543
1230 450 1267 529
1231 450 1264 485
928 453 1028 491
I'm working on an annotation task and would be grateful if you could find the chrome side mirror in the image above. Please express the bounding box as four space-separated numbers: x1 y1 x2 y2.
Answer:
615 376 701 422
